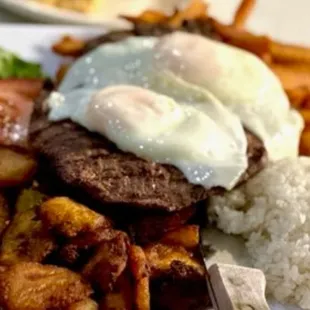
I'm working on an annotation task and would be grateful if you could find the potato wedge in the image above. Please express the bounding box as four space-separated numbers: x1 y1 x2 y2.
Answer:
68 299 98 310
40 197 111 238
0 193 9 237
0 262 92 310
130 207 195 245
144 243 205 279
59 227 117 265
128 246 150 310
0 148 36 187
52 35 86 57
100 272 133 310
15 188 46 213
82 232 129 293
159 225 199 249
0 208 56 264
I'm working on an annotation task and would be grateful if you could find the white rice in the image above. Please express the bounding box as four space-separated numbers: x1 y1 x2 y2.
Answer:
208 157 310 309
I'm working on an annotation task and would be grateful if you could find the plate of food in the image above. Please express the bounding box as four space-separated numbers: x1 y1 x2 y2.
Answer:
0 0 181 27
1 0 310 309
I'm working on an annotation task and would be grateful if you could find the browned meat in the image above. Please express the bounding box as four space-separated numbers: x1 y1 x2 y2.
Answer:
30 116 266 212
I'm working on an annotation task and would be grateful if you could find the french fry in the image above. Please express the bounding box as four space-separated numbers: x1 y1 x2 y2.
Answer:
300 130 310 155
52 35 86 57
270 63 310 90
286 86 310 109
271 41 310 64
232 0 256 29
212 19 270 58
299 109 310 124
0 148 36 188
159 225 199 249
169 0 208 28
129 246 150 310
121 10 168 24
56 63 71 86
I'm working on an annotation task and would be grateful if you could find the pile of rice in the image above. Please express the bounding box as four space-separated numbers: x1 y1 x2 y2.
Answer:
208 157 310 309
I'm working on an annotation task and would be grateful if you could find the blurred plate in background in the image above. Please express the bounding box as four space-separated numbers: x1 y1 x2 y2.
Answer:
0 0 181 28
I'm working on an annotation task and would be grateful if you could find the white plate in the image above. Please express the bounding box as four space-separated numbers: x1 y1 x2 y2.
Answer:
0 1 309 309
0 0 181 28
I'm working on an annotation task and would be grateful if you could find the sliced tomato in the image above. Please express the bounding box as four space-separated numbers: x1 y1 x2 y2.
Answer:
0 79 43 100
0 91 35 145
0 79 44 145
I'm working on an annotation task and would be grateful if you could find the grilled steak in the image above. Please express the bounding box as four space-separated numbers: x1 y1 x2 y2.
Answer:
30 111 266 212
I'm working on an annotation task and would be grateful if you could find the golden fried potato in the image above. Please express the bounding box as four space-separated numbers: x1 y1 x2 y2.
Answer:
59 227 117 265
68 299 98 310
100 273 133 310
0 193 9 237
15 188 46 213
144 243 205 278
0 208 56 264
159 225 199 249
0 262 92 310
0 148 36 187
128 246 150 310
52 35 86 57
130 207 195 245
40 197 111 238
83 232 129 293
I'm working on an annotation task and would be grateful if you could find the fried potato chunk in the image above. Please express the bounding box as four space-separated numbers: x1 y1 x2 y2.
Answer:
0 148 36 187
40 197 111 238
68 299 98 310
0 193 9 237
100 273 133 310
82 232 129 293
130 207 195 245
128 246 150 310
159 225 199 249
144 243 205 279
0 262 92 310
59 227 117 265
0 208 56 264
15 188 46 213
52 35 86 57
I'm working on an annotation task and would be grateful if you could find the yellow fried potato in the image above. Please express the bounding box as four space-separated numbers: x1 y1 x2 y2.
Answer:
300 130 310 155
128 246 150 310
100 273 133 310
40 197 111 238
0 148 36 187
52 35 85 57
0 208 56 264
0 262 92 310
0 193 9 237
82 232 129 293
159 225 199 249
144 243 205 278
15 188 46 213
67 299 98 310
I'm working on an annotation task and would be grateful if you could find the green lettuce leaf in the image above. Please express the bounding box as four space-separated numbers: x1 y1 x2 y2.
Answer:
0 47 45 79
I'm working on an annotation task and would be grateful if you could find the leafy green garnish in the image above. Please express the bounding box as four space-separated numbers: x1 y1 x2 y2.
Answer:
0 47 45 79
